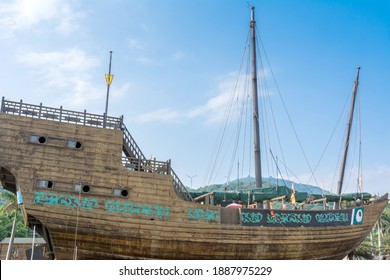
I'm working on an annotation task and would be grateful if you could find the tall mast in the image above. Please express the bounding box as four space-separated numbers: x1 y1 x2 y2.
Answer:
250 7 262 189
337 67 360 195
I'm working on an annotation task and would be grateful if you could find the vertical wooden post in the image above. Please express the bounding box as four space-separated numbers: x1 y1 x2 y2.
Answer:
19 99 22 115
167 160 171 175
39 103 42 119
1 96 4 112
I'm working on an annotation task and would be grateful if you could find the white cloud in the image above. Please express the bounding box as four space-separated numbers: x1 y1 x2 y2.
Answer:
0 0 83 36
127 38 145 50
135 56 159 65
362 164 390 195
111 83 131 100
134 72 248 124
135 108 182 124
16 48 101 108
188 79 235 123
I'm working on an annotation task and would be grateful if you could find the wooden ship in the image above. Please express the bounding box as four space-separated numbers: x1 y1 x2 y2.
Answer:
0 7 387 260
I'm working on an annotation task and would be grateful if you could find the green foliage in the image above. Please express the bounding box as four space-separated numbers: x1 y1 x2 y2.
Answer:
349 237 374 260
353 203 390 259
0 191 32 241
0 210 32 241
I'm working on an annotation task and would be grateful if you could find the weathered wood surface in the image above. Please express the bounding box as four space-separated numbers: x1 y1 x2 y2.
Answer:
0 113 388 260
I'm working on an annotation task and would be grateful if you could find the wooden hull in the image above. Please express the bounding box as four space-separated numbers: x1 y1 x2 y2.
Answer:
0 112 387 260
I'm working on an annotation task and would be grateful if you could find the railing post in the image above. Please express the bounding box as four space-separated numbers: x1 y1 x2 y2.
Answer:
83 110 87 126
39 103 42 119
120 119 125 131
59 106 63 122
119 115 124 130
1 96 4 113
167 159 171 175
19 99 23 115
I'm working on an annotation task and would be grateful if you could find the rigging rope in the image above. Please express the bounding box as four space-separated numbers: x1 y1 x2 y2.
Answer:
309 82 353 190
204 23 363 195
330 84 361 195
202 37 250 187
256 30 289 180
73 187 81 260
256 30 320 187
357 88 363 194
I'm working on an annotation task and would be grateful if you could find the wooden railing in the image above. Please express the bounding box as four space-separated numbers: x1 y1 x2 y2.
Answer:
1 97 122 129
121 123 146 160
122 157 194 202
1 97 193 202
122 157 170 174
171 168 194 202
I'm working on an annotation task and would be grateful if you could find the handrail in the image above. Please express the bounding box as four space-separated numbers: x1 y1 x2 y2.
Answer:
122 157 193 202
121 124 146 160
1 97 122 129
171 167 194 202
122 157 169 174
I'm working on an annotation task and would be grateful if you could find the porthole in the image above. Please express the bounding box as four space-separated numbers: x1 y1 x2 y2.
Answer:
67 140 82 149
35 179 54 189
74 183 91 193
38 136 47 144
29 135 47 144
113 188 129 198
121 189 129 197
82 185 91 193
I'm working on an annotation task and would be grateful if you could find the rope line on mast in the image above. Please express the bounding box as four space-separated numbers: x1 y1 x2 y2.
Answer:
256 29 320 188
343 112 360 194
330 80 361 195
255 33 289 180
330 90 353 193
73 187 81 260
202 31 251 187
357 87 363 195
308 82 353 190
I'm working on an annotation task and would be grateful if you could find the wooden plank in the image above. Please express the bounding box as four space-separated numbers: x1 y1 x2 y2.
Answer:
194 192 215 201
271 195 287 201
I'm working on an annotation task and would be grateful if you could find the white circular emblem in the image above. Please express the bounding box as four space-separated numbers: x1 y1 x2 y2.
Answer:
356 209 363 223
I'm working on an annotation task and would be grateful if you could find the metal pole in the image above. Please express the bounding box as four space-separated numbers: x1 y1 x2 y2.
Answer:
6 210 17 260
104 51 113 127
31 225 36 260
250 7 263 189
337 67 360 195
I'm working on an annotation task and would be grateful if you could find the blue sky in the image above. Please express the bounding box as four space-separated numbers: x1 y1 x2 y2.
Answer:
0 0 389 196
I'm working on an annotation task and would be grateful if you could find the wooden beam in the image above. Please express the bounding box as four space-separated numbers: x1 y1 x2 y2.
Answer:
310 198 327 204
194 192 215 201
271 195 287 201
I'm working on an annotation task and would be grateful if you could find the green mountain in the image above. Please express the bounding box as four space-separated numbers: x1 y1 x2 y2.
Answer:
193 176 330 195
